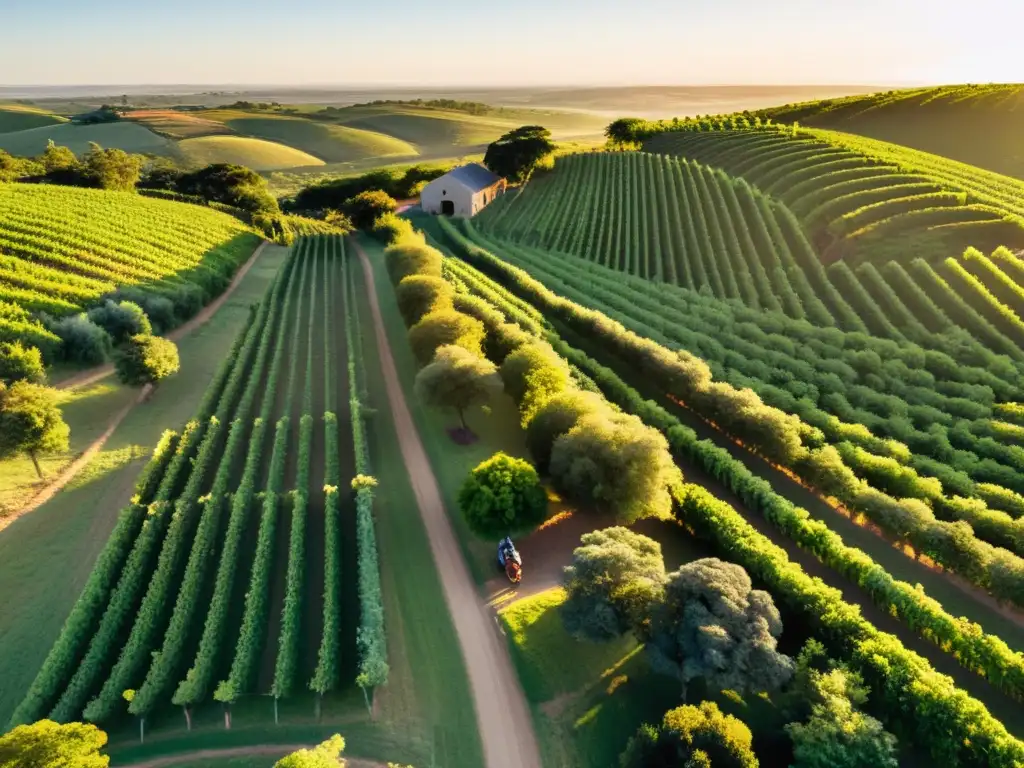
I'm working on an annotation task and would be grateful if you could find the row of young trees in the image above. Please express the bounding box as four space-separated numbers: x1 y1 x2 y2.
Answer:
433 232 1024 764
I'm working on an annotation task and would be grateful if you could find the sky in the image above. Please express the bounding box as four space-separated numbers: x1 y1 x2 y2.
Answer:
2 0 1022 87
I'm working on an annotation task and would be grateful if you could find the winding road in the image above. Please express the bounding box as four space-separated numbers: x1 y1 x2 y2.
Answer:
353 238 542 768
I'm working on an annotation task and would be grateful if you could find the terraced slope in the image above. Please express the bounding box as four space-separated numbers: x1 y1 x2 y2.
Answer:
755 84 1024 180
0 182 258 354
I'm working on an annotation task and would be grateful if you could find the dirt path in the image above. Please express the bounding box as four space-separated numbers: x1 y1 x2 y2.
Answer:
3 241 272 530
115 744 385 768
353 239 541 768
56 241 271 391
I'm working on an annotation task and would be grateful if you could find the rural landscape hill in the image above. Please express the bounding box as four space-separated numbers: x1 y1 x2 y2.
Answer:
752 84 1024 180
6 75 1024 768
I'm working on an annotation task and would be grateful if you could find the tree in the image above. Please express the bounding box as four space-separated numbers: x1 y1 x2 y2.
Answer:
459 452 548 537
549 410 681 523
499 342 573 426
0 381 69 478
274 735 345 768
86 300 152 345
605 118 651 147
114 334 179 387
0 720 109 768
45 313 112 365
620 701 758 768
81 143 143 190
526 390 607 472
384 240 441 285
342 190 397 230
414 344 501 432
561 527 666 641
483 125 556 183
396 275 454 327
0 341 45 384
176 163 279 213
40 141 78 174
646 558 793 699
408 309 485 365
786 669 898 768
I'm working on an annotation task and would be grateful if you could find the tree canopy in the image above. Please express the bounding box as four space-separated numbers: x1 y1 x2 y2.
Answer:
396 275 455 327
0 341 45 385
620 701 759 768
483 125 556 183
343 189 398 230
114 334 180 387
549 410 681 523
525 389 607 473
274 735 346 768
0 381 69 478
561 527 666 641
459 452 549 538
408 310 486 366
0 720 109 768
81 143 143 191
646 558 793 698
86 300 152 345
414 344 501 430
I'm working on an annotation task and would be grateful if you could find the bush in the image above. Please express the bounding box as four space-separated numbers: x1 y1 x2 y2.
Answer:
408 310 485 366
115 334 180 387
500 342 573 426
396 275 455 327
458 452 549 537
87 300 152 345
621 701 758 768
111 290 177 334
385 241 442 285
0 341 45 385
371 212 416 244
526 389 608 472
343 190 398 230
46 313 112 365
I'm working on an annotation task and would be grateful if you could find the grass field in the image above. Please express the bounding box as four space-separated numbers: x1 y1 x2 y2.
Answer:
124 110 234 139
0 245 290 728
177 136 325 170
0 104 67 134
0 121 172 156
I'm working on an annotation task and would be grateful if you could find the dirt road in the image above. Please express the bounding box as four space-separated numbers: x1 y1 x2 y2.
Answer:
56 241 271 391
353 239 542 768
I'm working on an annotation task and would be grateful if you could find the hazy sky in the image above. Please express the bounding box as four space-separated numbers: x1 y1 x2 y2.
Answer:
3 0 1022 86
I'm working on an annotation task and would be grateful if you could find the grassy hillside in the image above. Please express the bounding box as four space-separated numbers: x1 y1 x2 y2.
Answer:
0 105 67 134
0 121 172 157
0 182 257 354
177 135 325 170
754 84 1024 180
124 109 234 139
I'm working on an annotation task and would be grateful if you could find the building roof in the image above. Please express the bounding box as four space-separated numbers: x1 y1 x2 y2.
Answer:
445 163 502 192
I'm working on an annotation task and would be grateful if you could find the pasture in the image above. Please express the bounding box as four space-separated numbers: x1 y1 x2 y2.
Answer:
0 104 67 133
176 136 325 171
0 121 172 156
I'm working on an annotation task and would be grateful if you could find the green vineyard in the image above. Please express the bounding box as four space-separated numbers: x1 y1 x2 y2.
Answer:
0 182 259 355
8 235 385 733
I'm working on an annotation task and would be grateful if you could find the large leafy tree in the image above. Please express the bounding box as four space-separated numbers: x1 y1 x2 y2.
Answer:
0 720 109 768
561 527 665 641
0 341 45 385
549 410 681 523
0 381 69 478
459 452 548 537
646 558 793 699
525 389 606 472
605 117 651 147
620 701 758 768
415 344 501 431
81 143 143 191
274 735 346 768
176 163 279 213
484 125 555 183
114 334 180 387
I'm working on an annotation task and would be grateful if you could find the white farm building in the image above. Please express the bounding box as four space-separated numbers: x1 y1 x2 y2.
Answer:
420 163 506 217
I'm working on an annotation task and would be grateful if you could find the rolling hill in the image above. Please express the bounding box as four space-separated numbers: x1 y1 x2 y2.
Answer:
0 105 67 134
176 135 325 171
752 84 1024 180
0 121 172 157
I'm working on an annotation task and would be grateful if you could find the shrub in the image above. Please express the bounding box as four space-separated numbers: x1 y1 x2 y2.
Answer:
408 310 485 366
458 452 549 537
87 300 152 345
0 341 45 385
46 313 112 365
115 334 180 387
396 275 455 327
371 212 416 244
343 190 398 230
526 389 608 472
500 342 573 426
385 241 442 285
621 701 759 768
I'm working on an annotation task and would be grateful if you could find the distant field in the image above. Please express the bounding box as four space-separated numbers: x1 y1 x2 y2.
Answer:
210 113 418 162
756 84 1024 180
177 135 325 170
124 109 234 139
0 120 172 156
0 104 67 134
